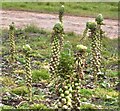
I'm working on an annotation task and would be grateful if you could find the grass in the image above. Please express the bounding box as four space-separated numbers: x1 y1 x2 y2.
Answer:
94 87 118 98
24 24 47 34
2 2 118 19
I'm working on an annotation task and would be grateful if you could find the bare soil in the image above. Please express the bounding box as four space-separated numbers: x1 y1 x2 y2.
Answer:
1 10 118 39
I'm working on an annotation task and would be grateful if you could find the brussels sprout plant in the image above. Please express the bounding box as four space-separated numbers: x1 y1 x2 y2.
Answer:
23 44 32 102
9 22 16 63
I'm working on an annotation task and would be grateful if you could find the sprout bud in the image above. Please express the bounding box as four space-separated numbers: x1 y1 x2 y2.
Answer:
65 90 69 95
86 22 97 30
95 14 104 24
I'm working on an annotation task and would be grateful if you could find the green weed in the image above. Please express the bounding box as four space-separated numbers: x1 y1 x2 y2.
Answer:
32 69 50 82
1 77 16 87
11 86 29 96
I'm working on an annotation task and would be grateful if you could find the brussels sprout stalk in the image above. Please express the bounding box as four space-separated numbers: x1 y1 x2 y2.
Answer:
55 42 74 109
23 44 32 102
95 14 105 72
72 74 81 109
86 22 101 83
59 5 64 23
80 27 88 43
9 22 16 63
75 45 87 80
49 22 64 76
57 79 73 109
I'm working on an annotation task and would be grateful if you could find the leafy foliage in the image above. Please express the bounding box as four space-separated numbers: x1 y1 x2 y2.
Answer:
1 77 16 87
11 86 29 96
58 41 74 78
32 69 50 82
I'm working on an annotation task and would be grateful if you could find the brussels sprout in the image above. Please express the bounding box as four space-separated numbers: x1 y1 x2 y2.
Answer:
76 86 80 89
67 101 72 106
9 22 15 30
66 96 71 100
69 87 72 92
55 104 58 108
76 44 87 52
63 105 68 109
67 84 71 87
53 22 63 33
72 82 74 85
68 94 72 98
64 90 69 95
86 22 97 30
23 44 32 52
60 93 64 97
59 5 64 14
61 98 66 103
95 14 103 24
58 102 62 107
75 83 79 86
64 86 68 89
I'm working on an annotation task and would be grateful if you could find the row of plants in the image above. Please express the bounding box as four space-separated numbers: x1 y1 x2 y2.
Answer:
1 4 119 110
49 5 107 109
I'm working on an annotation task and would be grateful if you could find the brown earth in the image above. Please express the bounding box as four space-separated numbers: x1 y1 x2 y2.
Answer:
1 10 118 39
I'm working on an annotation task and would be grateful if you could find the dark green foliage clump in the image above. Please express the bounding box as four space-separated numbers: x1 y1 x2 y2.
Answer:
32 69 50 82
11 86 29 96
58 42 74 78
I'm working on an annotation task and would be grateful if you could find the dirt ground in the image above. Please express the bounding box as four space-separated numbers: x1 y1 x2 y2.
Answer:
1 10 118 39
